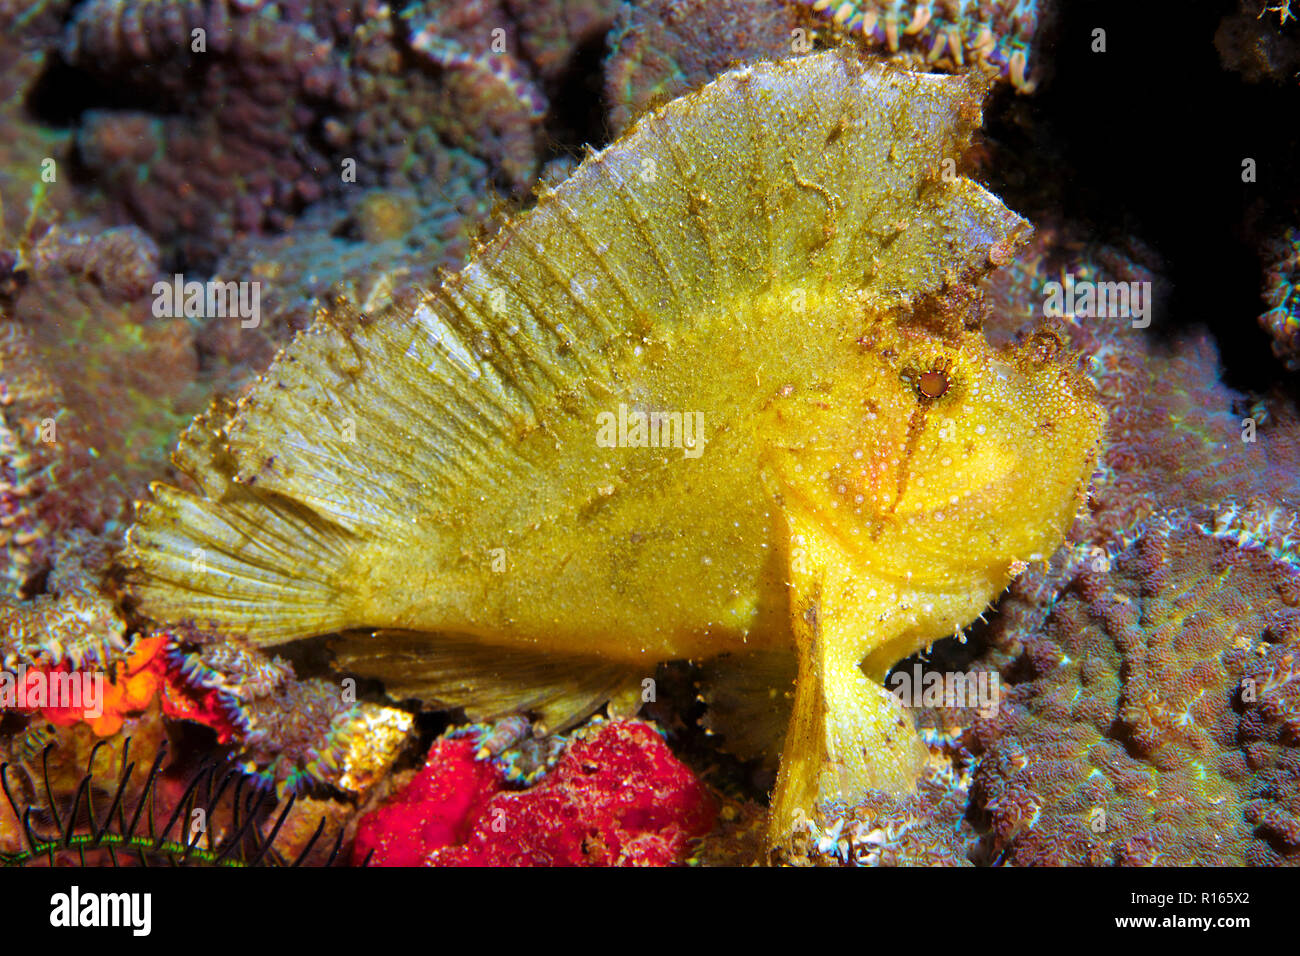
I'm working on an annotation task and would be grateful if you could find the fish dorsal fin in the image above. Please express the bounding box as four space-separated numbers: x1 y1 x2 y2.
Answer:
218 52 1026 539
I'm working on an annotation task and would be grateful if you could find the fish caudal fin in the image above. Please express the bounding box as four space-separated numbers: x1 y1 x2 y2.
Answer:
122 402 359 643
767 508 928 848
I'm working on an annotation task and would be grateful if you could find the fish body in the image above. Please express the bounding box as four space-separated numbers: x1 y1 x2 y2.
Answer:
123 51 1103 846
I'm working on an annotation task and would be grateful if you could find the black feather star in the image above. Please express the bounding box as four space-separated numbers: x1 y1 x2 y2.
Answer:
0 736 360 866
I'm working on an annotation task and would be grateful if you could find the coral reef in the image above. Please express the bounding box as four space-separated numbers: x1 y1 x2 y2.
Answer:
790 0 1044 91
604 0 804 133
0 539 166 739
0 2 83 270
967 503 1300 865
1216 0 1300 84
0 597 143 737
0 223 204 594
0 321 66 594
982 229 1300 551
400 1 548 188
0 0 1295 871
57 0 618 268
158 634 412 798
774 762 975 866
1 538 132 699
354 719 716 866
201 186 493 385
505 0 619 79
1261 226 1300 369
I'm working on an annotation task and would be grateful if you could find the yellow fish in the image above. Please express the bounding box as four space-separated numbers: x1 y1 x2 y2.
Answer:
123 51 1104 846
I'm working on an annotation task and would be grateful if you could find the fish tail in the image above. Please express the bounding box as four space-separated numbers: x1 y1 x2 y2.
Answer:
121 402 356 644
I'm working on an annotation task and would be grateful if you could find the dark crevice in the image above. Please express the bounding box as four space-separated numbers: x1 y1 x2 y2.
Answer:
540 31 615 162
982 0 1299 394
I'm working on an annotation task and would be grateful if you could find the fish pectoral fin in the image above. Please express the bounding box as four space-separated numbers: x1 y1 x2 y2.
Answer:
328 630 647 734
698 650 797 767
767 509 928 849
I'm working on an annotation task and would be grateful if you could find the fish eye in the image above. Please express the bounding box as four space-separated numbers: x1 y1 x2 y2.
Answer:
904 356 953 401
917 369 950 399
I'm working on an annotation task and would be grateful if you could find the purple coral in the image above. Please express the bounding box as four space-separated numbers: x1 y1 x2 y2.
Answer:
604 0 805 134
58 0 619 268
982 229 1300 552
1 222 204 594
969 504 1300 865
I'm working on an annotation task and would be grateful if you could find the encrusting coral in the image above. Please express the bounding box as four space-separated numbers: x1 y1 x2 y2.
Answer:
157 633 413 798
0 222 205 596
122 50 1103 850
968 502 1300 865
354 719 715 866
981 230 1300 552
200 186 495 388
57 0 619 267
773 760 976 865
1 535 131 685
604 0 806 134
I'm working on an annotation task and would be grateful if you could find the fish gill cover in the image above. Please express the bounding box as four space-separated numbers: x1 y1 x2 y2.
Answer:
120 50 1103 850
